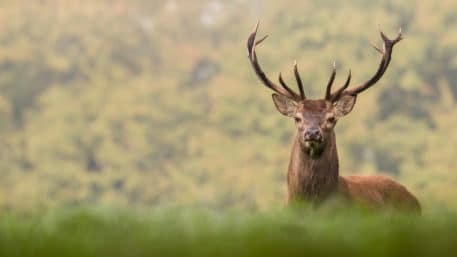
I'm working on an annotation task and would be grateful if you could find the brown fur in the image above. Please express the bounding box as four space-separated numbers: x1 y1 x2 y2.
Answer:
286 126 421 213
338 175 421 211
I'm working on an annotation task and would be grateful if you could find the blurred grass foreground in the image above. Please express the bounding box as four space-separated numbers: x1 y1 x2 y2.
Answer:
0 208 456 257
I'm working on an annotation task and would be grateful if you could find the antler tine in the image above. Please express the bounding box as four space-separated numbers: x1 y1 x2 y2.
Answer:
293 61 306 100
330 70 351 101
247 21 301 100
278 72 300 97
325 62 337 100
344 27 403 96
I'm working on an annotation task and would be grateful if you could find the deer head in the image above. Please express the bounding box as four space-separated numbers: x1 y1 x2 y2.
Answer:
247 22 402 158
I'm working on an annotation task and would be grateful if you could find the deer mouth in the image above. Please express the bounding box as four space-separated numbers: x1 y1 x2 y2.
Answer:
304 140 322 149
302 140 325 158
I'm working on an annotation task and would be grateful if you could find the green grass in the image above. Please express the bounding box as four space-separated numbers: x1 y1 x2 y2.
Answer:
0 207 456 257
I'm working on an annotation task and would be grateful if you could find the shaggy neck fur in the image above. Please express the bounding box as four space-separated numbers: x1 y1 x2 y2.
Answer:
287 131 339 203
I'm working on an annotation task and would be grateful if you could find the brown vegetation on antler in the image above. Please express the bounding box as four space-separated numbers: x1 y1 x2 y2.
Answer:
247 22 420 212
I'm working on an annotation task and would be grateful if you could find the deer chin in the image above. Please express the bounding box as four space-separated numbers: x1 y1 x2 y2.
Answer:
302 140 325 158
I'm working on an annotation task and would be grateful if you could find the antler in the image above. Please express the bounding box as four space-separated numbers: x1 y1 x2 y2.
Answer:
328 28 403 101
247 21 305 101
324 64 351 101
247 22 402 103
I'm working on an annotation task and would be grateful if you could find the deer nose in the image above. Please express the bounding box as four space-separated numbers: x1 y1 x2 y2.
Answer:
304 128 322 142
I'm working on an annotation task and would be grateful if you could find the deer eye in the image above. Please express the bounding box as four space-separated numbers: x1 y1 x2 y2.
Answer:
326 115 336 123
294 117 302 123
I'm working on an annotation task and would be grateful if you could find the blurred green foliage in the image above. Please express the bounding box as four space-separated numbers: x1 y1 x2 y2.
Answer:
0 0 456 210
0 208 457 257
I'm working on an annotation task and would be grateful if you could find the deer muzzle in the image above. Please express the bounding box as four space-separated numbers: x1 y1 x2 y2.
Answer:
303 127 323 143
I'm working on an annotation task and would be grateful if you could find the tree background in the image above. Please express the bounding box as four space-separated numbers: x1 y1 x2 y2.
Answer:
0 0 456 211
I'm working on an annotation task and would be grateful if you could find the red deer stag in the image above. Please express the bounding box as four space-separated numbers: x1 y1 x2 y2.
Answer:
247 22 420 212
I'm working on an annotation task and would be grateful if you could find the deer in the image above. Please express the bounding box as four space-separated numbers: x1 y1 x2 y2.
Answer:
247 22 421 212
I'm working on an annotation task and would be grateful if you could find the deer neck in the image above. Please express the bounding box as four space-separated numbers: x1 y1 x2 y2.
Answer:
287 131 339 203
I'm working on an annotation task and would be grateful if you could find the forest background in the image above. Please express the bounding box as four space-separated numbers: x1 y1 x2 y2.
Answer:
0 0 456 212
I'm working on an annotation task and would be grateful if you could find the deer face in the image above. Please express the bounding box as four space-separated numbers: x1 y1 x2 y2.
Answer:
272 94 356 157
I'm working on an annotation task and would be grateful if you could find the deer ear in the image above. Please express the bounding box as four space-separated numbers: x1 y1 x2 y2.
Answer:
272 94 298 117
333 94 357 118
